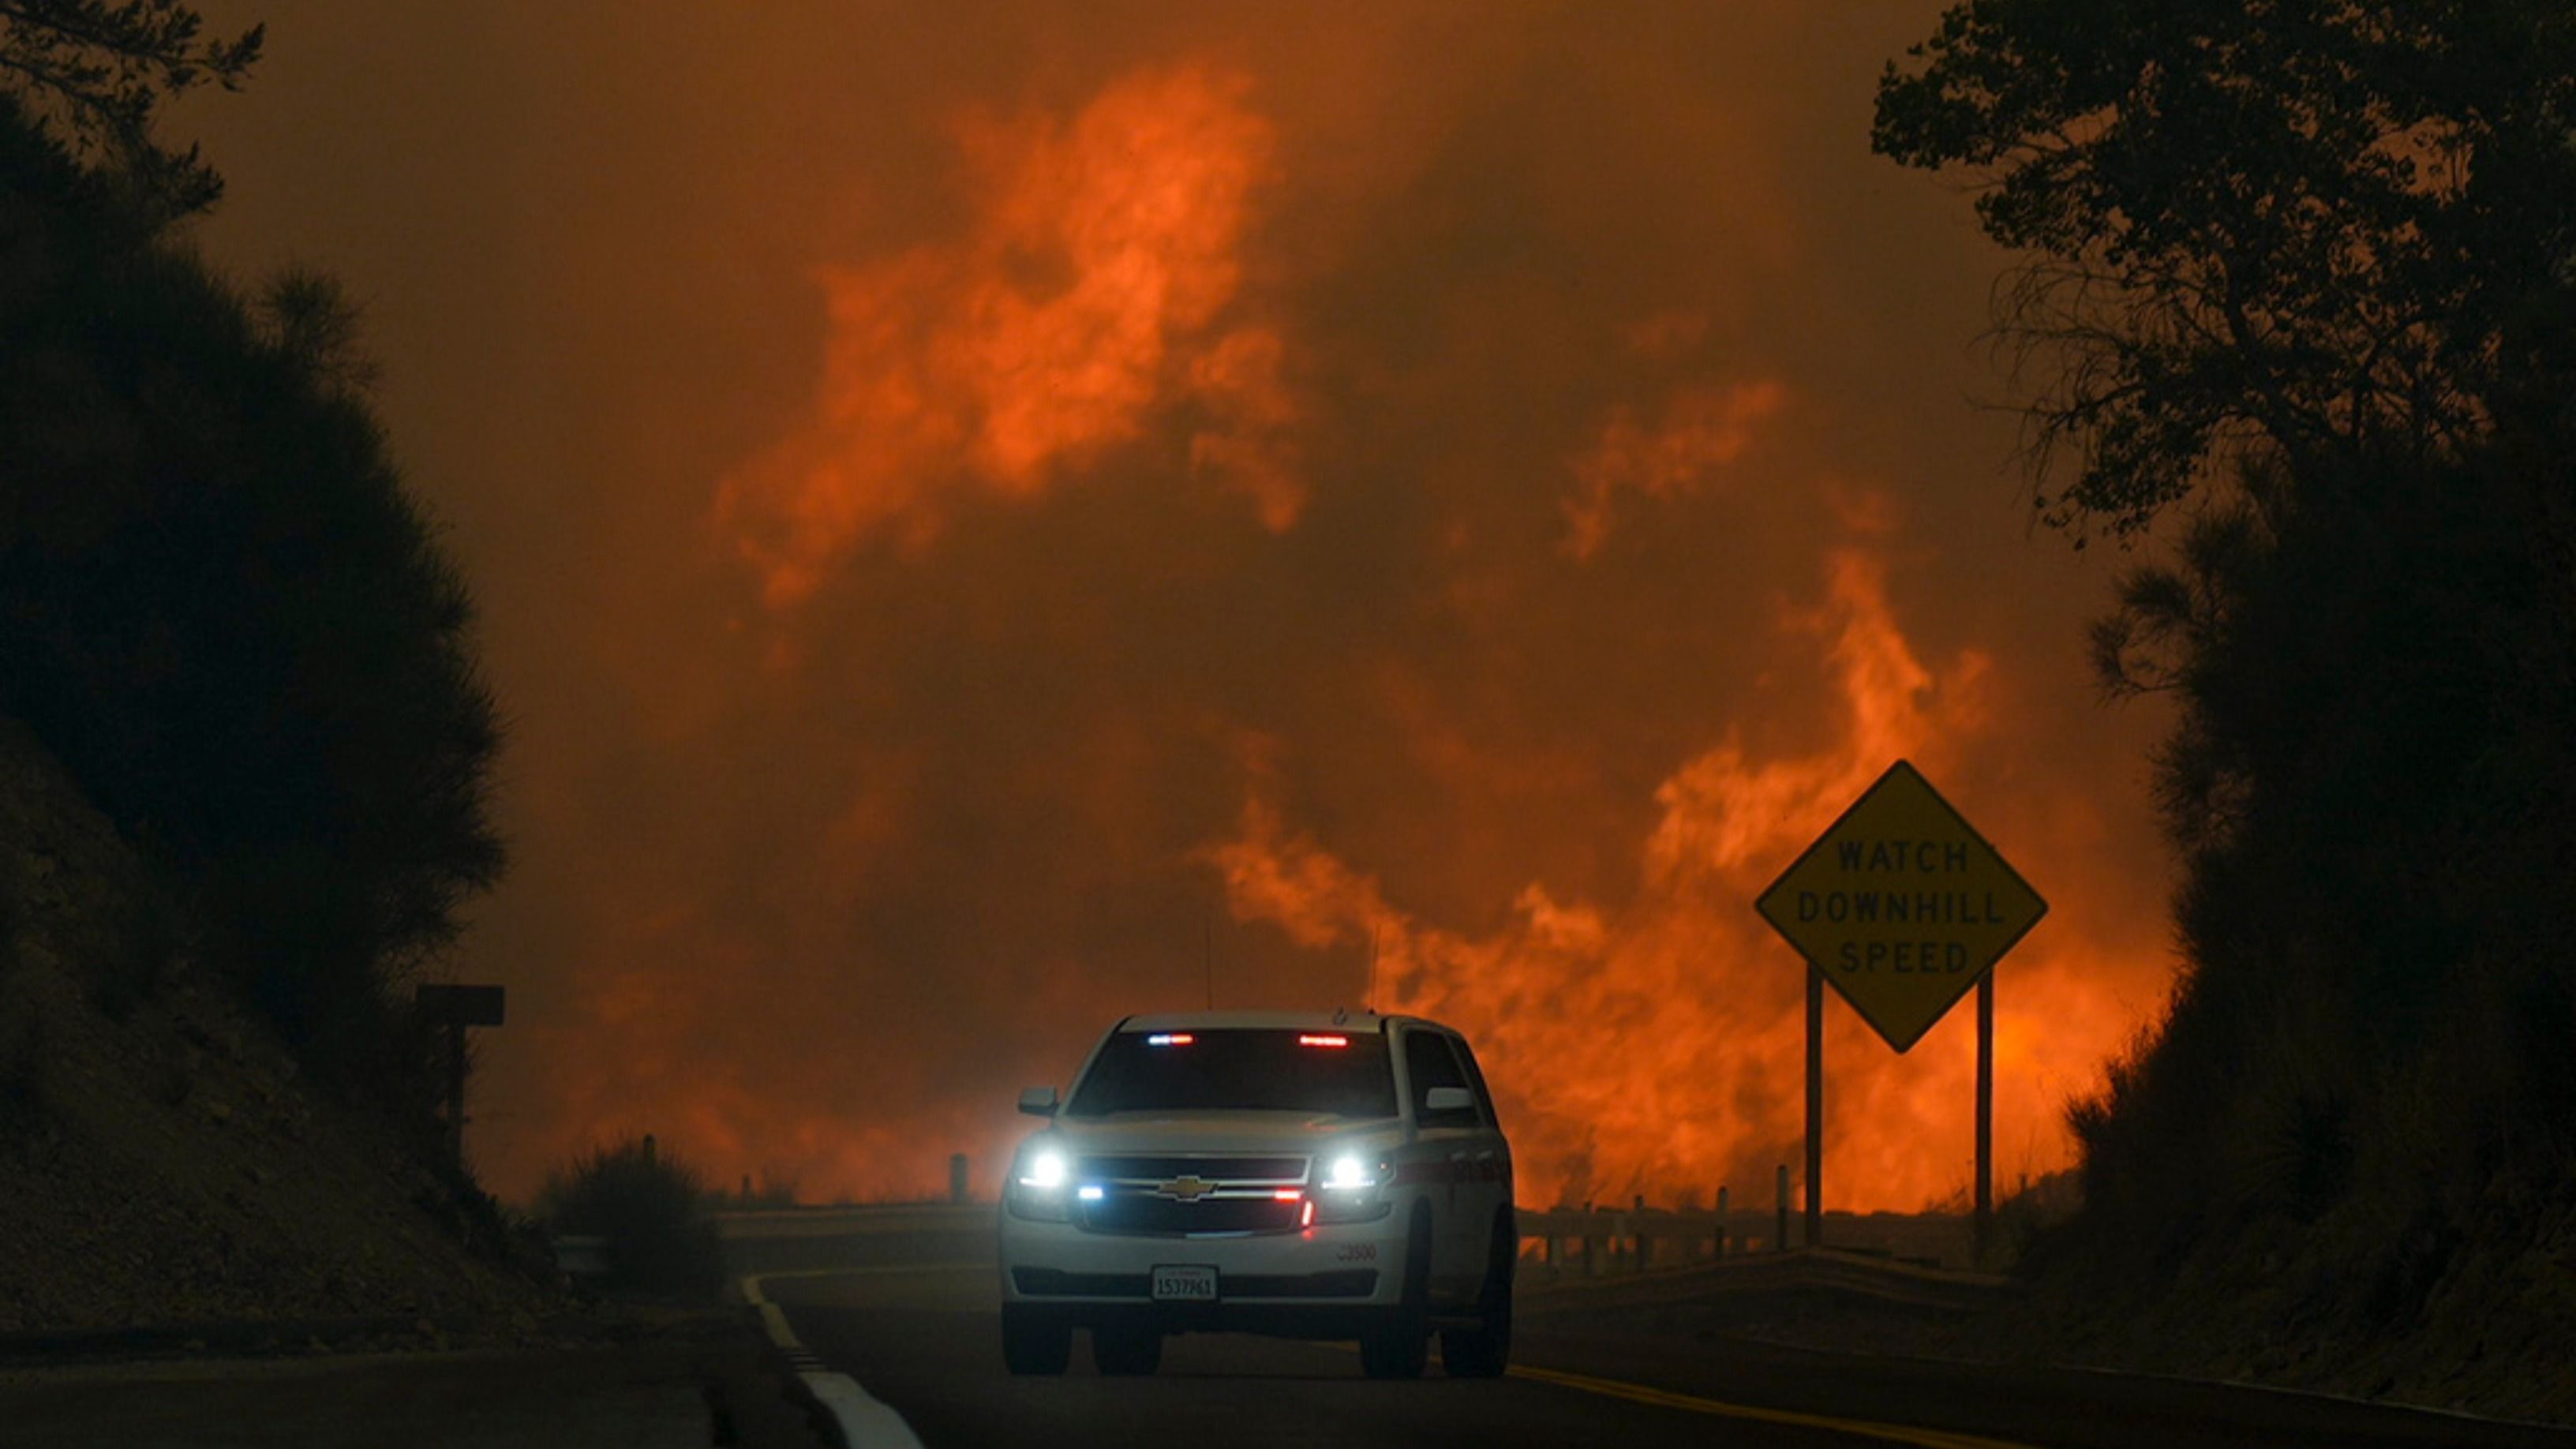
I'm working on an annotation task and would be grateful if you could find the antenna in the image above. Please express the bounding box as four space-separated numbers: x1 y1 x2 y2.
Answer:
1367 926 1380 1014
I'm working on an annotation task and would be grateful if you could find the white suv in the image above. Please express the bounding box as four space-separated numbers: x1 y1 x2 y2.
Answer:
998 1009 1515 1380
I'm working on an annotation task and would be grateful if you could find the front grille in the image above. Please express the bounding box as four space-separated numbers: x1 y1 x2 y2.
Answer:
1013 1267 1377 1300
1081 1155 1309 1182
1066 1151 1316 1237
1079 1196 1302 1236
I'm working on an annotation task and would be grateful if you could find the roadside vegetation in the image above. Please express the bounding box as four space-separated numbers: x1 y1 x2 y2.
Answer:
537 1136 728 1299
1876 0 2576 1396
0 4 504 1131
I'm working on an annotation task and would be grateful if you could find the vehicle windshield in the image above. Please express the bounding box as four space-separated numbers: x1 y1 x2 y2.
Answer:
1065 1028 1397 1119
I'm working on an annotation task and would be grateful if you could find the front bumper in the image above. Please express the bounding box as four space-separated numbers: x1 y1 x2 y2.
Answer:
998 1209 1411 1335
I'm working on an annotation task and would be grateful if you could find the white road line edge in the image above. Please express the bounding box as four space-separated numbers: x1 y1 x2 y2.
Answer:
739 1271 929 1449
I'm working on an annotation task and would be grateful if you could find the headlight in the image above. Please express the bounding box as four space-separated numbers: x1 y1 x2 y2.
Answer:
1005 1143 1073 1221
1324 1152 1380 1189
1312 1149 1393 1224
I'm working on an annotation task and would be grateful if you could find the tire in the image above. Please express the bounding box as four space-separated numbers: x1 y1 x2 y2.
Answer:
1441 1208 1515 1378
1001 1304 1071 1376
1091 1323 1163 1376
1360 1210 1434 1380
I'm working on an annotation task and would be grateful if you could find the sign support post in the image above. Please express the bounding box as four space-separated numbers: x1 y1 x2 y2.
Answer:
1975 970 1994 1263
415 983 507 1174
1804 963 1823 1250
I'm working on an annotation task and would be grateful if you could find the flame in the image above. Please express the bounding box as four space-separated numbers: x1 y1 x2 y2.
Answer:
714 63 1294 605
1563 380 1785 560
1210 540 2151 1211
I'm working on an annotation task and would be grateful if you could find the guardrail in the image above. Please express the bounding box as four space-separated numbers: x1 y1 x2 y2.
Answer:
702 1199 1974 1273
550 1234 612 1279
1518 1204 1975 1275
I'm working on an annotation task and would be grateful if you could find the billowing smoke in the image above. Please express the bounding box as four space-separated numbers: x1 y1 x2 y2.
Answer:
717 63 1297 602
185 2 2177 1209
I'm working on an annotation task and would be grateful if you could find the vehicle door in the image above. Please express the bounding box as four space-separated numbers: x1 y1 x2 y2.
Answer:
1399 1026 1484 1300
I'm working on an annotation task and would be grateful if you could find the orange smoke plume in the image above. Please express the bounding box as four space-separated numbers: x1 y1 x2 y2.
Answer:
716 62 1298 604
1211 541 2148 1211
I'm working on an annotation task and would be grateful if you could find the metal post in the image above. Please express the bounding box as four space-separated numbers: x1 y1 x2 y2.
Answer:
1717 1185 1729 1257
949 1151 971 1204
1775 1163 1789 1254
642 1133 656 1166
1805 963 1824 1249
1975 969 1995 1265
444 1020 466 1172
1634 1193 1650 1270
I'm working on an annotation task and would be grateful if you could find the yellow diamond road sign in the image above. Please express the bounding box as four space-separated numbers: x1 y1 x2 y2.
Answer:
1757 760 2046 1054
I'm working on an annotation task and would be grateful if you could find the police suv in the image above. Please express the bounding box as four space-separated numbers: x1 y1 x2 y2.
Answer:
998 1009 1515 1379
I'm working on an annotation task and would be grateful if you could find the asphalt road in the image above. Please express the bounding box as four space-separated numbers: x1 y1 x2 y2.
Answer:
772 1263 1930 1449
757 1237 2576 1449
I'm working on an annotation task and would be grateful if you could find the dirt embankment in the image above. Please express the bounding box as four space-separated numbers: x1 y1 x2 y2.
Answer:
0 717 562 1343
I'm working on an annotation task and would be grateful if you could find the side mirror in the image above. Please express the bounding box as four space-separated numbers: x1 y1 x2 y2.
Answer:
1017 1086 1061 1118
1423 1086 1474 1116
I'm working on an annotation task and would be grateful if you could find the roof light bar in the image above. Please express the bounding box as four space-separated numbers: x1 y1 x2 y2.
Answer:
1146 1032 1196 1046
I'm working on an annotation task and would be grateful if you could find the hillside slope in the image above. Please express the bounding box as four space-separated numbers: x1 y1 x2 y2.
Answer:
0 717 556 1340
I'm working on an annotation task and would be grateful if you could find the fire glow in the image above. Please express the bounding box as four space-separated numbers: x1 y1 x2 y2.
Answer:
1211 547 2159 1211
474 32 2179 1215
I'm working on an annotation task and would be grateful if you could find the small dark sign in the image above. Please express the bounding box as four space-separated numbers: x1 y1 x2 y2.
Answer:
416 983 507 1027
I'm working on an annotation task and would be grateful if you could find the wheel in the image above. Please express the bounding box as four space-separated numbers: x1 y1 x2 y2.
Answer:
1001 1304 1070 1376
1441 1208 1515 1378
1091 1323 1163 1376
1361 1210 1434 1380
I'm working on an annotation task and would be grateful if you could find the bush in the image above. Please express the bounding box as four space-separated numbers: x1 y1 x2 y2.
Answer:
537 1136 725 1298
0 982 51 1138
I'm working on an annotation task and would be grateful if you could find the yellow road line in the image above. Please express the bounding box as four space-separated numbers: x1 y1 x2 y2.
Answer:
1508 1363 2036 1449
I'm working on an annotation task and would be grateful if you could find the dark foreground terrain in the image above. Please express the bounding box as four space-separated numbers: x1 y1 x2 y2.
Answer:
743 1207 2576 1449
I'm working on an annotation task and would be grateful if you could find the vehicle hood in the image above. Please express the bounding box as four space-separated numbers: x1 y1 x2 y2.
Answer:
1040 1111 1401 1156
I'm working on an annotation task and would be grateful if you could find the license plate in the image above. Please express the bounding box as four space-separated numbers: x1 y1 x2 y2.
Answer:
1151 1264 1218 1301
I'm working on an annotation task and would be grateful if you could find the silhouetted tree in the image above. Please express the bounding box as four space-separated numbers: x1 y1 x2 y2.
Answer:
1877 0 2576 1355
0 0 260 218
0 91 504 1081
1874 0 2576 540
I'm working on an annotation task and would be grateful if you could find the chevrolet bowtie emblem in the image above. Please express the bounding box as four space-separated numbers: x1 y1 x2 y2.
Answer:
1155 1176 1217 1201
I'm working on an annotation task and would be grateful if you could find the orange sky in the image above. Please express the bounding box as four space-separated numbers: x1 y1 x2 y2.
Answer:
183 2 2177 1210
